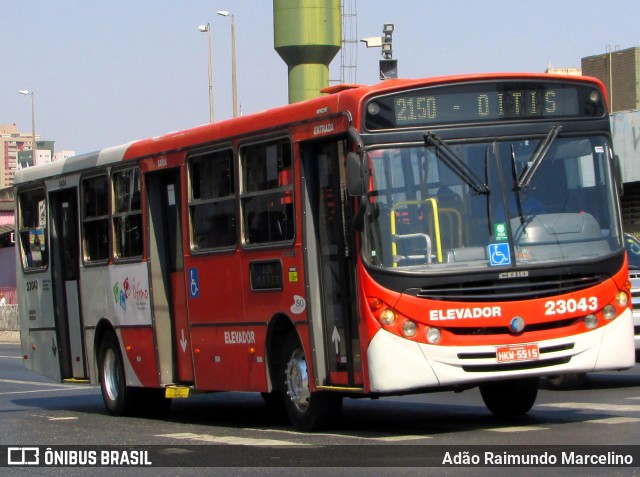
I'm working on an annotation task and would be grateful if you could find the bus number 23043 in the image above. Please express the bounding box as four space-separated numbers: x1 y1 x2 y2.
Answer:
544 297 598 315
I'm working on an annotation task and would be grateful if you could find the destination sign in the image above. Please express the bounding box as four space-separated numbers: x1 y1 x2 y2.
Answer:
364 81 605 130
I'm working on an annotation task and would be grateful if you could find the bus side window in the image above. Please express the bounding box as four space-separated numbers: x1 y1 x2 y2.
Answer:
18 188 48 269
240 138 294 245
81 175 110 262
112 167 143 259
188 149 237 251
18 189 49 269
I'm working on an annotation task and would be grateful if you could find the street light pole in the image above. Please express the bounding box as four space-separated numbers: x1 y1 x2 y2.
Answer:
197 23 214 122
217 10 238 118
18 90 37 165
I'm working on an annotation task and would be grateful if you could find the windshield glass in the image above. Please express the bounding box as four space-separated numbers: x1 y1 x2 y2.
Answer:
363 136 622 272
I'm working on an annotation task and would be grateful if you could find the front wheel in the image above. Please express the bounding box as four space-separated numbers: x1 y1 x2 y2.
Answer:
545 373 587 390
98 331 134 416
280 332 342 431
480 377 539 417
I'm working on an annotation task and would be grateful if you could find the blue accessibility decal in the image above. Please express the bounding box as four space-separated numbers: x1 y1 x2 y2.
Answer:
488 243 511 266
189 268 200 298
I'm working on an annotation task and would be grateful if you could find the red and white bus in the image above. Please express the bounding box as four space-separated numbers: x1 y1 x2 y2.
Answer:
15 73 635 430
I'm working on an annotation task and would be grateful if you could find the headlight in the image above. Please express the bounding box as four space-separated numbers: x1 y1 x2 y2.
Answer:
401 320 417 337
426 327 441 344
603 304 617 320
584 314 598 329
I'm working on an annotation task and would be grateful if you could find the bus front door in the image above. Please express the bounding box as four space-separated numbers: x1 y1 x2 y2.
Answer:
301 138 363 389
49 188 87 380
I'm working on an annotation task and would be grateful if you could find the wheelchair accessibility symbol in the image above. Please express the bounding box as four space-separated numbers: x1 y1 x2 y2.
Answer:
489 243 511 266
189 268 200 298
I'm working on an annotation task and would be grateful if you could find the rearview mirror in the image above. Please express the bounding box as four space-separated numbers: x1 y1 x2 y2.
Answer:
613 154 624 196
346 152 364 196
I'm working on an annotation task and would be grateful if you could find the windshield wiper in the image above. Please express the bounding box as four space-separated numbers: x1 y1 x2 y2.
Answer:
424 132 489 195
509 143 526 224
516 125 561 190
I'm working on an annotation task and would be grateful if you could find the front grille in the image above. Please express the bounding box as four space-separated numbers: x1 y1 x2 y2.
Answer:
415 274 605 302
457 343 574 360
445 317 579 336
461 356 571 372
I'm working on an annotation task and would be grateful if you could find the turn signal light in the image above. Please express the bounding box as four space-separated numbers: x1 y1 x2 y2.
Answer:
379 308 396 325
615 291 629 307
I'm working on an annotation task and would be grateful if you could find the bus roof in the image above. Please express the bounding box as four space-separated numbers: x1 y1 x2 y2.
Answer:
13 73 607 187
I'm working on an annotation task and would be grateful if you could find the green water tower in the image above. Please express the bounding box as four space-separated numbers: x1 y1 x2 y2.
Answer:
273 0 342 103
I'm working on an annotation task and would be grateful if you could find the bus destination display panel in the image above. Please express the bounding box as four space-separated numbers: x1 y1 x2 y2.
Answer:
365 81 606 130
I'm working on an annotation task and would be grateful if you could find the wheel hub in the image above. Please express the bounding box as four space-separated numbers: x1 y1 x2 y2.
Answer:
103 348 120 402
285 348 310 412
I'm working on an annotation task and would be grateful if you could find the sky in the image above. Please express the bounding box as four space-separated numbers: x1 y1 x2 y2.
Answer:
1 0 639 154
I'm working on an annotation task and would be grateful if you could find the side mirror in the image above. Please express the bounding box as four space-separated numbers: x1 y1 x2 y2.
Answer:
346 152 364 196
613 154 624 196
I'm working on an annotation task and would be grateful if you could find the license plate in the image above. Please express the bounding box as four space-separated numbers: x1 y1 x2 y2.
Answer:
496 344 540 363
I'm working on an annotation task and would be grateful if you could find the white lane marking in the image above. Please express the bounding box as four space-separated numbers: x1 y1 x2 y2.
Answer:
0 387 89 396
584 417 640 425
31 414 79 421
156 432 308 447
0 355 22 359
540 402 640 413
0 378 89 396
0 378 82 388
243 427 431 441
486 426 548 433
371 435 431 441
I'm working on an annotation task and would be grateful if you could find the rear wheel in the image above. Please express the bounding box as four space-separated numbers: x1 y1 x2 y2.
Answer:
480 377 539 416
280 332 342 431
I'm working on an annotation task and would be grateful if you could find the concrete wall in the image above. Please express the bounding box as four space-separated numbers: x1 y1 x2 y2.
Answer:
0 305 18 331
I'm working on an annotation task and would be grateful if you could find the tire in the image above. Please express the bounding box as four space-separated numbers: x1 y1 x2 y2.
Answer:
280 332 342 431
480 377 539 417
98 331 135 416
545 373 587 390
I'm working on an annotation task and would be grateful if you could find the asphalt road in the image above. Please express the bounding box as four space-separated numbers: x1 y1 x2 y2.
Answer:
1 341 640 476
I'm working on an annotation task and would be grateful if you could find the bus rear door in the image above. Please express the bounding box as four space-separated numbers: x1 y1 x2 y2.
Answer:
146 168 194 385
49 187 87 380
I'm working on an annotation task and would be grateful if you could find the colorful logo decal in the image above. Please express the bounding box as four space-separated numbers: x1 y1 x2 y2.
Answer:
113 277 149 311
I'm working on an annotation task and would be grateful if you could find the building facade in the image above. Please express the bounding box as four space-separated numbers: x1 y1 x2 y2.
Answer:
582 46 640 113
583 46 640 235
0 124 39 190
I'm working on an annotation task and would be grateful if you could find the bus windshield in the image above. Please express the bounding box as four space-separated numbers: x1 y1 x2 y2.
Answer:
363 135 622 271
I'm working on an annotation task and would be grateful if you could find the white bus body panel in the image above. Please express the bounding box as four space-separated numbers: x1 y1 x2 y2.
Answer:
19 270 60 381
80 262 152 385
367 309 634 393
